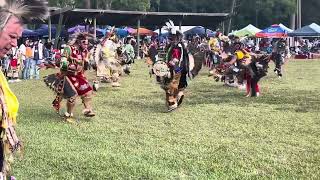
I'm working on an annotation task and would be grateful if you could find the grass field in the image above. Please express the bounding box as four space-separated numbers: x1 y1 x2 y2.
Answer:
9 59 320 179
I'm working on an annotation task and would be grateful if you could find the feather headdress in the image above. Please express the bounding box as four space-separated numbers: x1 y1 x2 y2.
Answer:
0 0 49 29
68 32 94 45
164 20 182 35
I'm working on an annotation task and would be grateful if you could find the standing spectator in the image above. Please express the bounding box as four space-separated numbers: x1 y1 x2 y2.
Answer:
7 47 21 82
43 41 53 61
148 40 158 65
30 40 43 80
1 54 10 77
23 40 33 79
19 40 27 79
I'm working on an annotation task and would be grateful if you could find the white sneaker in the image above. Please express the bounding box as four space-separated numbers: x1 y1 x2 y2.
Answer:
238 84 246 90
167 103 178 112
93 82 99 91
64 112 73 118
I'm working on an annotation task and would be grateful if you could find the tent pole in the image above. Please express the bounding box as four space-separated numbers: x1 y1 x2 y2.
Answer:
48 16 52 42
54 13 63 49
94 17 97 40
137 18 141 59
159 26 162 46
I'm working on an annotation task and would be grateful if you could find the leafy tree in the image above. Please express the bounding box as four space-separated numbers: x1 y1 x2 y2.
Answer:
150 0 160 11
111 0 150 11
301 0 320 25
48 0 318 31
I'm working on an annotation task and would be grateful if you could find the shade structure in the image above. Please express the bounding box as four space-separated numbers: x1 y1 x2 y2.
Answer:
232 24 261 37
288 23 320 37
22 29 40 38
132 28 157 36
256 24 289 38
46 8 228 27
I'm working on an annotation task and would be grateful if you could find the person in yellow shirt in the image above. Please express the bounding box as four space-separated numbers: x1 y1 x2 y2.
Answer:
207 35 222 76
224 42 251 86
228 42 251 65
227 42 264 97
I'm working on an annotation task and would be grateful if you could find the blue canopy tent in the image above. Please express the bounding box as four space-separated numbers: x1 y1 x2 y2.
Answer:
288 23 320 37
68 25 86 34
256 24 289 38
206 29 216 37
96 28 106 37
88 27 105 37
115 28 129 38
184 26 215 37
22 29 40 38
35 25 67 38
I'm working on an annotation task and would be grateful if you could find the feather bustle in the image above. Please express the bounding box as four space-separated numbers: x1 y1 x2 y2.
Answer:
1 0 49 20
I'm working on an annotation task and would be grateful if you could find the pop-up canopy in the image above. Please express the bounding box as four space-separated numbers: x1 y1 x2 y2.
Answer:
231 24 261 37
288 23 320 37
256 24 289 38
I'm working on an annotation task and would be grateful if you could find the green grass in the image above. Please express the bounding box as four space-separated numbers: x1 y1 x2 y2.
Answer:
9 59 320 179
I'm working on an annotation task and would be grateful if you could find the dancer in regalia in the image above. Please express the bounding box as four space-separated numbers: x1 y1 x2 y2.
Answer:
153 21 190 112
271 38 289 78
0 0 48 178
44 33 95 120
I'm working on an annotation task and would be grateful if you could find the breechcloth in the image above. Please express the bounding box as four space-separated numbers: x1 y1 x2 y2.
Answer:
107 59 122 82
67 73 92 96
245 72 260 97
96 60 110 78
45 72 93 113
164 70 188 107
165 73 182 107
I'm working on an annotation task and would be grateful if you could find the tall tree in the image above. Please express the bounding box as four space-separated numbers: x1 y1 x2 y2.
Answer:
49 0 312 31
301 0 320 26
150 0 160 11
85 0 91 8
111 0 150 11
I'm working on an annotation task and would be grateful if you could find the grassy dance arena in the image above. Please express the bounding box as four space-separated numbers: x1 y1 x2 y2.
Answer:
10 59 320 179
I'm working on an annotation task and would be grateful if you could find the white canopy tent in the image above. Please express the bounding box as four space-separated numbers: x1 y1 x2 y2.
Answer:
154 26 197 34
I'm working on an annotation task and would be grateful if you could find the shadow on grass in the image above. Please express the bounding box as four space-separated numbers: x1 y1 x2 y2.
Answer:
102 97 166 114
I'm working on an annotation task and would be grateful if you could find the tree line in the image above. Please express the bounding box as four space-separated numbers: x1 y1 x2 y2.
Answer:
49 0 320 31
